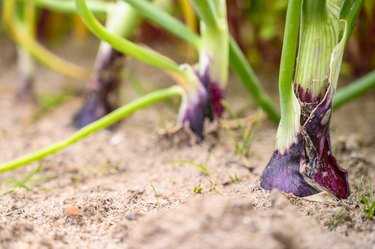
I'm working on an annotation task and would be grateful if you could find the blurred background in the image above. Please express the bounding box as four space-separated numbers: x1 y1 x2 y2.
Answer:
1 0 374 74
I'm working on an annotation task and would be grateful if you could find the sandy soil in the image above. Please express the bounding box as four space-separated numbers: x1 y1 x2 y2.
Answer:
0 39 374 249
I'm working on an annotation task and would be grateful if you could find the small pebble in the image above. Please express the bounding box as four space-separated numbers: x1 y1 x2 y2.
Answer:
125 213 137 220
64 205 82 217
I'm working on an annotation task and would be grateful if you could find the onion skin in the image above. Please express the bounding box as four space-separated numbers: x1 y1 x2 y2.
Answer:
74 49 125 128
260 134 320 197
180 66 226 139
261 87 350 199
299 88 350 199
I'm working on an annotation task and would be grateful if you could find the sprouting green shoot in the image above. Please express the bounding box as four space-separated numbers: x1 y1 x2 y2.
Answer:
20 0 109 14
171 160 210 176
33 89 73 120
193 183 203 194
1 164 43 197
150 182 161 209
71 176 80 189
0 86 182 173
356 176 375 221
122 0 280 123
75 0 184 74
333 70 375 110
229 173 240 184
327 207 347 231
221 101 264 157
3 0 91 80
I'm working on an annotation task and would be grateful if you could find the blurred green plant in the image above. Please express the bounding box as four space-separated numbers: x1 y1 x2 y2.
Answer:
0 164 43 197
0 0 373 179
356 176 375 221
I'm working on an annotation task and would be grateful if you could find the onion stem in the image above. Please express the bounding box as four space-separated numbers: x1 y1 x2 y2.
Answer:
0 86 182 173
21 0 109 14
3 0 91 80
275 0 302 150
334 70 375 109
123 0 280 123
75 0 183 74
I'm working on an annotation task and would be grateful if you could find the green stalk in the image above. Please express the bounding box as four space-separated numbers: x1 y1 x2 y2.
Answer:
229 38 280 123
333 70 375 109
124 0 201 49
19 0 109 14
16 0 36 100
294 0 340 98
75 0 183 74
0 86 182 173
275 0 302 151
123 0 280 123
340 0 365 45
189 0 218 30
192 0 229 87
3 0 91 80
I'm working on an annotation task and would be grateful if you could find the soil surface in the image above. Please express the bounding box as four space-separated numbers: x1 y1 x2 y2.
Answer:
0 39 374 249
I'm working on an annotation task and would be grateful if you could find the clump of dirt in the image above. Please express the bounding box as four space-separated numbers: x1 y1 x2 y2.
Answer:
129 192 361 249
0 40 374 249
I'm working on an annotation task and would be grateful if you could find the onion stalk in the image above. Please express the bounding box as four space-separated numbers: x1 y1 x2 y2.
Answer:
73 1 141 128
260 0 364 199
170 0 229 138
0 86 182 173
13 0 37 102
75 0 224 138
2 0 90 80
123 0 280 124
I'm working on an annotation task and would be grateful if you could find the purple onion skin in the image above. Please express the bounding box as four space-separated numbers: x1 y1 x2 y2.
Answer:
16 76 37 103
210 83 225 119
73 90 107 128
261 88 350 199
74 49 125 129
300 89 350 199
182 70 225 139
260 135 320 197
181 89 211 140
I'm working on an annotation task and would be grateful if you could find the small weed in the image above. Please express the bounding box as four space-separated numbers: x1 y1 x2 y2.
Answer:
193 184 203 194
71 176 79 188
150 182 161 209
327 207 347 231
229 173 240 184
221 101 264 157
33 88 73 120
172 160 211 176
356 176 375 221
1 164 43 196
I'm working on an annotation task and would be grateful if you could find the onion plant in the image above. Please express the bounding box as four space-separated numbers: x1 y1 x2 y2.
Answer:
2 0 91 102
0 0 373 177
74 0 230 138
14 1 37 102
123 0 280 126
0 86 182 173
260 0 364 199
180 0 229 137
73 1 141 128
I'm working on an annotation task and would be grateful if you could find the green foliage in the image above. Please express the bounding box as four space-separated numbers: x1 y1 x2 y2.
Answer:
150 182 161 209
327 207 347 231
229 173 240 184
1 164 43 196
193 183 203 194
33 89 73 120
247 0 287 41
356 176 375 221
221 101 263 157
172 160 211 176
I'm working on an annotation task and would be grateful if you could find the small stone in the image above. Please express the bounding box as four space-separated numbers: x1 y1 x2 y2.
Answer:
126 213 137 220
64 205 82 217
